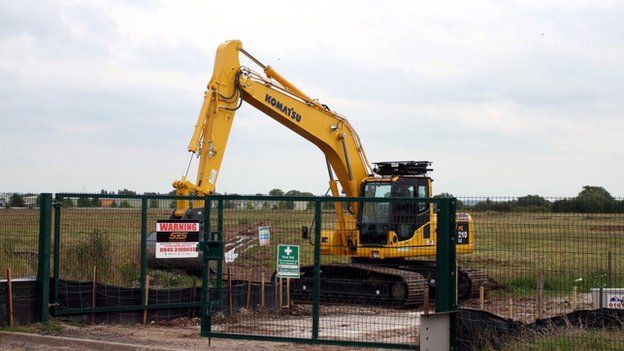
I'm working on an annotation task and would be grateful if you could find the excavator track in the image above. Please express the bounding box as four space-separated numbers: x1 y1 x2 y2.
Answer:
350 264 428 307
289 264 428 308
459 268 490 298
288 261 492 308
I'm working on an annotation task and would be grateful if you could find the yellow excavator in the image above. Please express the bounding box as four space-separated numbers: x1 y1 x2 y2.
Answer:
171 40 487 307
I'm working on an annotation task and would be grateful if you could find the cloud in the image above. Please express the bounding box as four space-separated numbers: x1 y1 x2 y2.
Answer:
1 0 623 197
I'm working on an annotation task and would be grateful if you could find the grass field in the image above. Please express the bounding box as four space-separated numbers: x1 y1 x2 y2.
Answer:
499 328 624 351
1 206 622 293
464 211 624 297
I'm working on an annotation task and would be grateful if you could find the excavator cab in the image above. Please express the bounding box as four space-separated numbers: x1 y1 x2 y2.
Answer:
358 161 432 246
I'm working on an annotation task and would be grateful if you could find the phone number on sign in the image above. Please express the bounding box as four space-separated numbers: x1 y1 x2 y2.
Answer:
159 246 196 253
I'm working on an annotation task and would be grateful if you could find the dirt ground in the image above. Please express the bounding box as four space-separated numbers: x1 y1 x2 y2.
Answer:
0 293 596 351
0 325 371 351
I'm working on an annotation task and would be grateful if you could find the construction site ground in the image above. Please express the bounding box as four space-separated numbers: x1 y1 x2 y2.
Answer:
0 321 376 351
0 294 592 351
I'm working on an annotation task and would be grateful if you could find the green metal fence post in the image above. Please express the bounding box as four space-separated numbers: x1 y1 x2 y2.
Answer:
436 198 457 350
435 198 457 312
139 197 148 311
216 199 223 305
52 194 61 312
37 193 52 322
312 199 322 342
200 197 212 337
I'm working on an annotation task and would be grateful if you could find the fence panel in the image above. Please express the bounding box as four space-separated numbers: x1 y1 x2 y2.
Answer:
53 194 143 321
145 196 203 321
316 197 425 348
0 194 40 279
454 196 624 350
207 197 315 339
52 194 203 322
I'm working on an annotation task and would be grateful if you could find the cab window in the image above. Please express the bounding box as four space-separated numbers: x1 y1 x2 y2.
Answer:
417 185 427 212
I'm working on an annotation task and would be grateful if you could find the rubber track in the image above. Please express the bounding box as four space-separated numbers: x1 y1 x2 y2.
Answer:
349 264 428 307
461 268 490 298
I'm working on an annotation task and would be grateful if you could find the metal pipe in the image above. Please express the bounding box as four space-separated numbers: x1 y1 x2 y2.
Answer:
325 157 335 181
239 48 267 70
340 135 353 180
183 152 194 179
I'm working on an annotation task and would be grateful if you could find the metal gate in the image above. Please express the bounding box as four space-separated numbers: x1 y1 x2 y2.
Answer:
198 196 457 349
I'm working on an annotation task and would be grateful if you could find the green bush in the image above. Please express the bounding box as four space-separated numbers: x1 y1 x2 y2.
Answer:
118 259 140 286
150 270 196 288
0 238 17 270
63 229 113 281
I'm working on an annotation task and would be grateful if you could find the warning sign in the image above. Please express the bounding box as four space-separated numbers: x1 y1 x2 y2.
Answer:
156 220 200 259
276 244 300 278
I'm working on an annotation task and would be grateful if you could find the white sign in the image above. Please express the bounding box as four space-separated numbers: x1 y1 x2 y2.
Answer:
155 220 200 259
607 293 624 309
258 226 270 246
208 169 218 184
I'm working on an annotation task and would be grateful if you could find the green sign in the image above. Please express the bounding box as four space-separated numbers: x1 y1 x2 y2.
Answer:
276 244 300 278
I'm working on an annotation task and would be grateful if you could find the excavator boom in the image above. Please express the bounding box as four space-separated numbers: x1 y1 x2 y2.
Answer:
173 40 373 217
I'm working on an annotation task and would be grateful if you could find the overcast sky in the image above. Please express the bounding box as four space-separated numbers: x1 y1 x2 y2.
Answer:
1 1 623 197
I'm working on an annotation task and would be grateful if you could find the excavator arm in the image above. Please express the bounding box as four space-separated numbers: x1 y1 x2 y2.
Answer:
173 40 373 217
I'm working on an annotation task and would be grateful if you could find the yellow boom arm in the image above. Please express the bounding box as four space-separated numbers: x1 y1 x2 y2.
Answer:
173 40 373 217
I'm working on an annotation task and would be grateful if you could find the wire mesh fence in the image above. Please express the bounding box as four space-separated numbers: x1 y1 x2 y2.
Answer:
52 194 202 323
3 192 624 350
317 200 423 346
454 196 624 351
201 195 448 349
0 194 40 279
207 197 316 338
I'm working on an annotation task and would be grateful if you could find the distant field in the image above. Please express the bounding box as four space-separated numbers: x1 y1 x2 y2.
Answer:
463 212 624 296
1 208 623 296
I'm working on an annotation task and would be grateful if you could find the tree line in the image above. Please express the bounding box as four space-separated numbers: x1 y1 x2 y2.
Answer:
221 189 316 210
437 186 624 213
3 185 622 213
